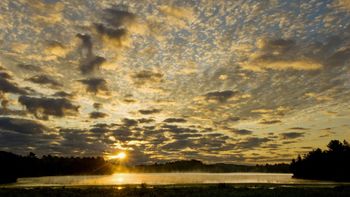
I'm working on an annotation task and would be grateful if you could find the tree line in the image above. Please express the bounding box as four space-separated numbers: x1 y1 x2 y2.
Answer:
0 151 113 183
132 160 290 173
290 140 350 181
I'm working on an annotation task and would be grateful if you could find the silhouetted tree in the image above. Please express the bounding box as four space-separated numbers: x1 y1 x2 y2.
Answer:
290 140 350 181
0 151 113 183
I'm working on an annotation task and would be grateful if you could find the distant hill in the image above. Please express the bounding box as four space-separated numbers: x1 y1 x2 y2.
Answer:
290 140 350 181
131 160 290 173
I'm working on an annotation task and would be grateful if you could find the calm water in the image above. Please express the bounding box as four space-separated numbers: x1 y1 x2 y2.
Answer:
3 173 347 187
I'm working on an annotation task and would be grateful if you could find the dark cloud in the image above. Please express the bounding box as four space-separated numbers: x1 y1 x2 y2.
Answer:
18 95 79 120
0 117 49 135
89 111 108 119
76 33 93 58
162 139 193 150
58 128 108 155
204 90 238 102
131 70 163 86
259 119 282 124
94 23 128 44
326 48 350 67
0 77 27 95
80 56 106 74
243 38 322 71
289 127 309 130
0 108 27 116
103 7 136 28
122 118 138 127
161 124 198 133
52 91 74 98
163 118 187 123
76 33 106 74
0 117 58 153
79 78 108 94
0 72 12 79
93 103 103 110
27 75 62 88
226 117 240 122
263 39 296 53
113 127 133 141
139 108 162 115
138 118 155 123
231 129 253 135
17 64 42 72
237 137 271 149
280 132 305 139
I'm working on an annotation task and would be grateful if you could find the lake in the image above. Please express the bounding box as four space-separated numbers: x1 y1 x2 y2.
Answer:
3 173 347 187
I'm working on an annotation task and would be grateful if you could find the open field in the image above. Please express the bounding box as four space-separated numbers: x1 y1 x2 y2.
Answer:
1 184 350 197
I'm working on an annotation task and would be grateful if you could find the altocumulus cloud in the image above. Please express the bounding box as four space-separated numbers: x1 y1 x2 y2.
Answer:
18 96 79 120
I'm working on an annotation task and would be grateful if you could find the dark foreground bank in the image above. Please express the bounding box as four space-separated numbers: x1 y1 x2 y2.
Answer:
1 185 350 197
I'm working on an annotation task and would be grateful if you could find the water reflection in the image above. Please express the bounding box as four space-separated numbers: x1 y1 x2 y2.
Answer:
5 173 346 187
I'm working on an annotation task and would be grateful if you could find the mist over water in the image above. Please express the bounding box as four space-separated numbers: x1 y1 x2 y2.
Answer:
5 173 344 187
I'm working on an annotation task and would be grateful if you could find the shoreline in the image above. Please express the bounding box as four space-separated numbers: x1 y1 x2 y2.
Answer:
1 184 350 197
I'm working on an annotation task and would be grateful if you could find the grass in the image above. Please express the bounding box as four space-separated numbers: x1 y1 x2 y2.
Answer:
1 184 350 197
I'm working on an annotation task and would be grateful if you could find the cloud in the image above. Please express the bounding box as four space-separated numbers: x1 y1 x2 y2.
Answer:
204 90 239 103
259 119 282 124
0 77 27 95
0 117 50 135
0 72 12 79
161 124 198 133
0 117 58 154
93 103 103 110
93 6 146 51
58 128 108 155
163 118 187 123
80 56 106 74
162 139 193 151
139 108 162 115
76 34 107 74
159 5 195 28
103 7 136 28
27 75 62 88
79 78 109 95
280 132 305 139
334 0 350 11
0 117 58 153
289 127 309 130
76 33 93 58
237 137 271 149
18 96 79 120
94 23 128 47
240 38 323 72
138 118 155 124
122 118 138 127
231 129 253 135
89 111 108 119
17 64 43 72
131 70 163 86
112 127 134 141
52 91 74 98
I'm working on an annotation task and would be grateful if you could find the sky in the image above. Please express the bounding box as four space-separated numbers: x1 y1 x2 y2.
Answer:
0 0 350 164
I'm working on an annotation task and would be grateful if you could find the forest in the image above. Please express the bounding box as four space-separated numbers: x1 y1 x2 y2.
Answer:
0 151 113 183
290 140 350 181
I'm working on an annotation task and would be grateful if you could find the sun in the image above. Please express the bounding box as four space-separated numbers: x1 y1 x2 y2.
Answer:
107 152 127 160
